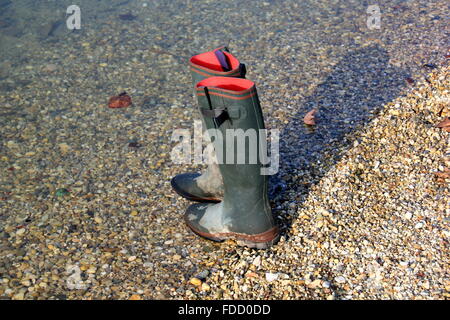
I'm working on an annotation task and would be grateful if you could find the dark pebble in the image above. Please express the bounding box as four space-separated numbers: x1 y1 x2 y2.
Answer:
119 13 137 21
86 210 95 217
423 63 437 69
128 142 141 148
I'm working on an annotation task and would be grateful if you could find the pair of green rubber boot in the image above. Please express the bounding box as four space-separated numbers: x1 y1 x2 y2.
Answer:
171 47 279 249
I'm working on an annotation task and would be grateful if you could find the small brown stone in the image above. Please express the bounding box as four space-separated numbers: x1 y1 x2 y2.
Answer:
108 92 132 108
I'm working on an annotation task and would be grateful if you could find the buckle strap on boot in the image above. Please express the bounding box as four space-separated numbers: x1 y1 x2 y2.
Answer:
215 46 246 78
239 63 247 78
214 50 231 72
202 87 229 127
201 108 229 127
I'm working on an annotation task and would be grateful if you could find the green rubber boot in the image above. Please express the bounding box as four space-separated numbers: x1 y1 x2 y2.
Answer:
171 47 246 203
184 77 279 249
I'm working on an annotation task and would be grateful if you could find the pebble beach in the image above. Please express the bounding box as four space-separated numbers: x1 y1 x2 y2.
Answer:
0 0 448 300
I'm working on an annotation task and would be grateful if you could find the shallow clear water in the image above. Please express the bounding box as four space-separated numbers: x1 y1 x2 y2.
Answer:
1 1 448 182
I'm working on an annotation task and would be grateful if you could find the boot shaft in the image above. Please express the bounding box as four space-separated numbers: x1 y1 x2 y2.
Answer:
195 77 268 174
195 77 267 157
195 77 272 232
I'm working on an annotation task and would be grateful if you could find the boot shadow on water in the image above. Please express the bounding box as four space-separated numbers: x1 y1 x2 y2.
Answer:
268 44 408 238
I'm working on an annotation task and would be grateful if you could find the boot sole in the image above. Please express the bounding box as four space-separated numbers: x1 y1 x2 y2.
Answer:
185 220 280 250
171 177 221 203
